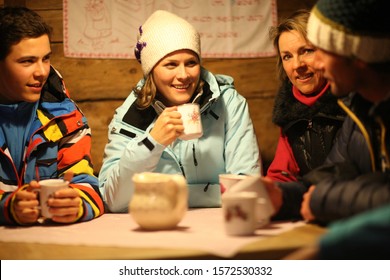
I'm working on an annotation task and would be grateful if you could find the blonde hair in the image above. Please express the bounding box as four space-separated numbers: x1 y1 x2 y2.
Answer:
269 9 310 82
134 75 156 108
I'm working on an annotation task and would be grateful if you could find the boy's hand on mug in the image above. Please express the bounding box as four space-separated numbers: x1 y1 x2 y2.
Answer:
48 187 82 224
13 181 40 224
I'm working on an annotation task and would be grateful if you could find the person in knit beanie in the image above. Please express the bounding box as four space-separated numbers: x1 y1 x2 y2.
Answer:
300 0 390 220
99 10 261 213
282 0 390 259
134 10 201 78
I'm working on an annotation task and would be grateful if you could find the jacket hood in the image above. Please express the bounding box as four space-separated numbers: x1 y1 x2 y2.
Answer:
41 66 68 103
39 66 77 118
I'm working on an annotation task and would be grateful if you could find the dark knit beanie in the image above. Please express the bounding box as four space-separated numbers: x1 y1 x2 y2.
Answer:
307 0 390 63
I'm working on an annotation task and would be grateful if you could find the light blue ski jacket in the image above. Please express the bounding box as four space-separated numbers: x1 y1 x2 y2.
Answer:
99 68 261 212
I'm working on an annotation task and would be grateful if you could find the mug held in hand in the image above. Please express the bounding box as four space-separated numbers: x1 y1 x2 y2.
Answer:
38 179 69 219
177 103 203 140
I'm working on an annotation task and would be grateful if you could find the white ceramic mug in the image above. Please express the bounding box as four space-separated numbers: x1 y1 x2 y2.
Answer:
38 179 69 218
130 172 188 230
227 175 274 227
177 103 203 140
222 191 257 236
219 174 248 193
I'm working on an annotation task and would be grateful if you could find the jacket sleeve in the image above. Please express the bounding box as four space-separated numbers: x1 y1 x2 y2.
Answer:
0 190 21 225
221 88 262 176
305 117 390 223
266 129 300 182
57 118 105 222
98 108 166 213
309 169 390 223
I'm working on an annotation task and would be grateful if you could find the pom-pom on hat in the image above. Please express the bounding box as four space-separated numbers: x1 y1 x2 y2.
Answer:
134 10 201 76
307 0 390 63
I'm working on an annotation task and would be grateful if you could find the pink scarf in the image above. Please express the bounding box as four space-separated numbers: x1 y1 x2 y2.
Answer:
292 82 330 106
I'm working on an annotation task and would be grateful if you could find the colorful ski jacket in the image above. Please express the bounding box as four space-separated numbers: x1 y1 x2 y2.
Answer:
0 67 104 225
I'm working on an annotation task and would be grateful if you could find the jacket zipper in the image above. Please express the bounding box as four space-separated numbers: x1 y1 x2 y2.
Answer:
178 160 186 177
192 144 198 166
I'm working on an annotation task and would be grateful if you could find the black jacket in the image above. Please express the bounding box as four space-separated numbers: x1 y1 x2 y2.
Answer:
272 79 346 176
278 94 390 223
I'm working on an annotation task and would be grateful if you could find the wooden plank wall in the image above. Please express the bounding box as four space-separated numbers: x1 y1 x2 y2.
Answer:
2 0 317 174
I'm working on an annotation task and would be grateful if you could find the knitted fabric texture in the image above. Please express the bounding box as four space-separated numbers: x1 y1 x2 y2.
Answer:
134 10 201 76
307 0 390 63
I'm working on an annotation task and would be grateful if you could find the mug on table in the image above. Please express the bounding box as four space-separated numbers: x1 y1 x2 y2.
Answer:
223 175 274 228
222 191 258 236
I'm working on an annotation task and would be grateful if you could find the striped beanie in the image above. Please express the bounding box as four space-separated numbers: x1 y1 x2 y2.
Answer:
307 0 390 63
134 10 201 76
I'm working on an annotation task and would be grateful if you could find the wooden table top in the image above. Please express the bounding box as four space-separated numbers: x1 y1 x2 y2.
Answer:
0 209 326 260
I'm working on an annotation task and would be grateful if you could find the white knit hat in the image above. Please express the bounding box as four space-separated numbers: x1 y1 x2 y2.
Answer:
307 0 390 63
134 10 201 76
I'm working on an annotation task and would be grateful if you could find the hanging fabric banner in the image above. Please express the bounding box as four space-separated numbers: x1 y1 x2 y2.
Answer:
63 0 277 59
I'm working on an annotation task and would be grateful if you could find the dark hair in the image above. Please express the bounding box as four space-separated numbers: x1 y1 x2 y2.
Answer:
269 9 310 82
0 6 52 60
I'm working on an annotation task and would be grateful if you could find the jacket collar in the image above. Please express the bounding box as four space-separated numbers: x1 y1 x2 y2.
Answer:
272 79 346 127
123 67 230 131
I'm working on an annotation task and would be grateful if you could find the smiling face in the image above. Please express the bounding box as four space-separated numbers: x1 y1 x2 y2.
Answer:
279 30 326 95
152 49 201 106
0 35 51 104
